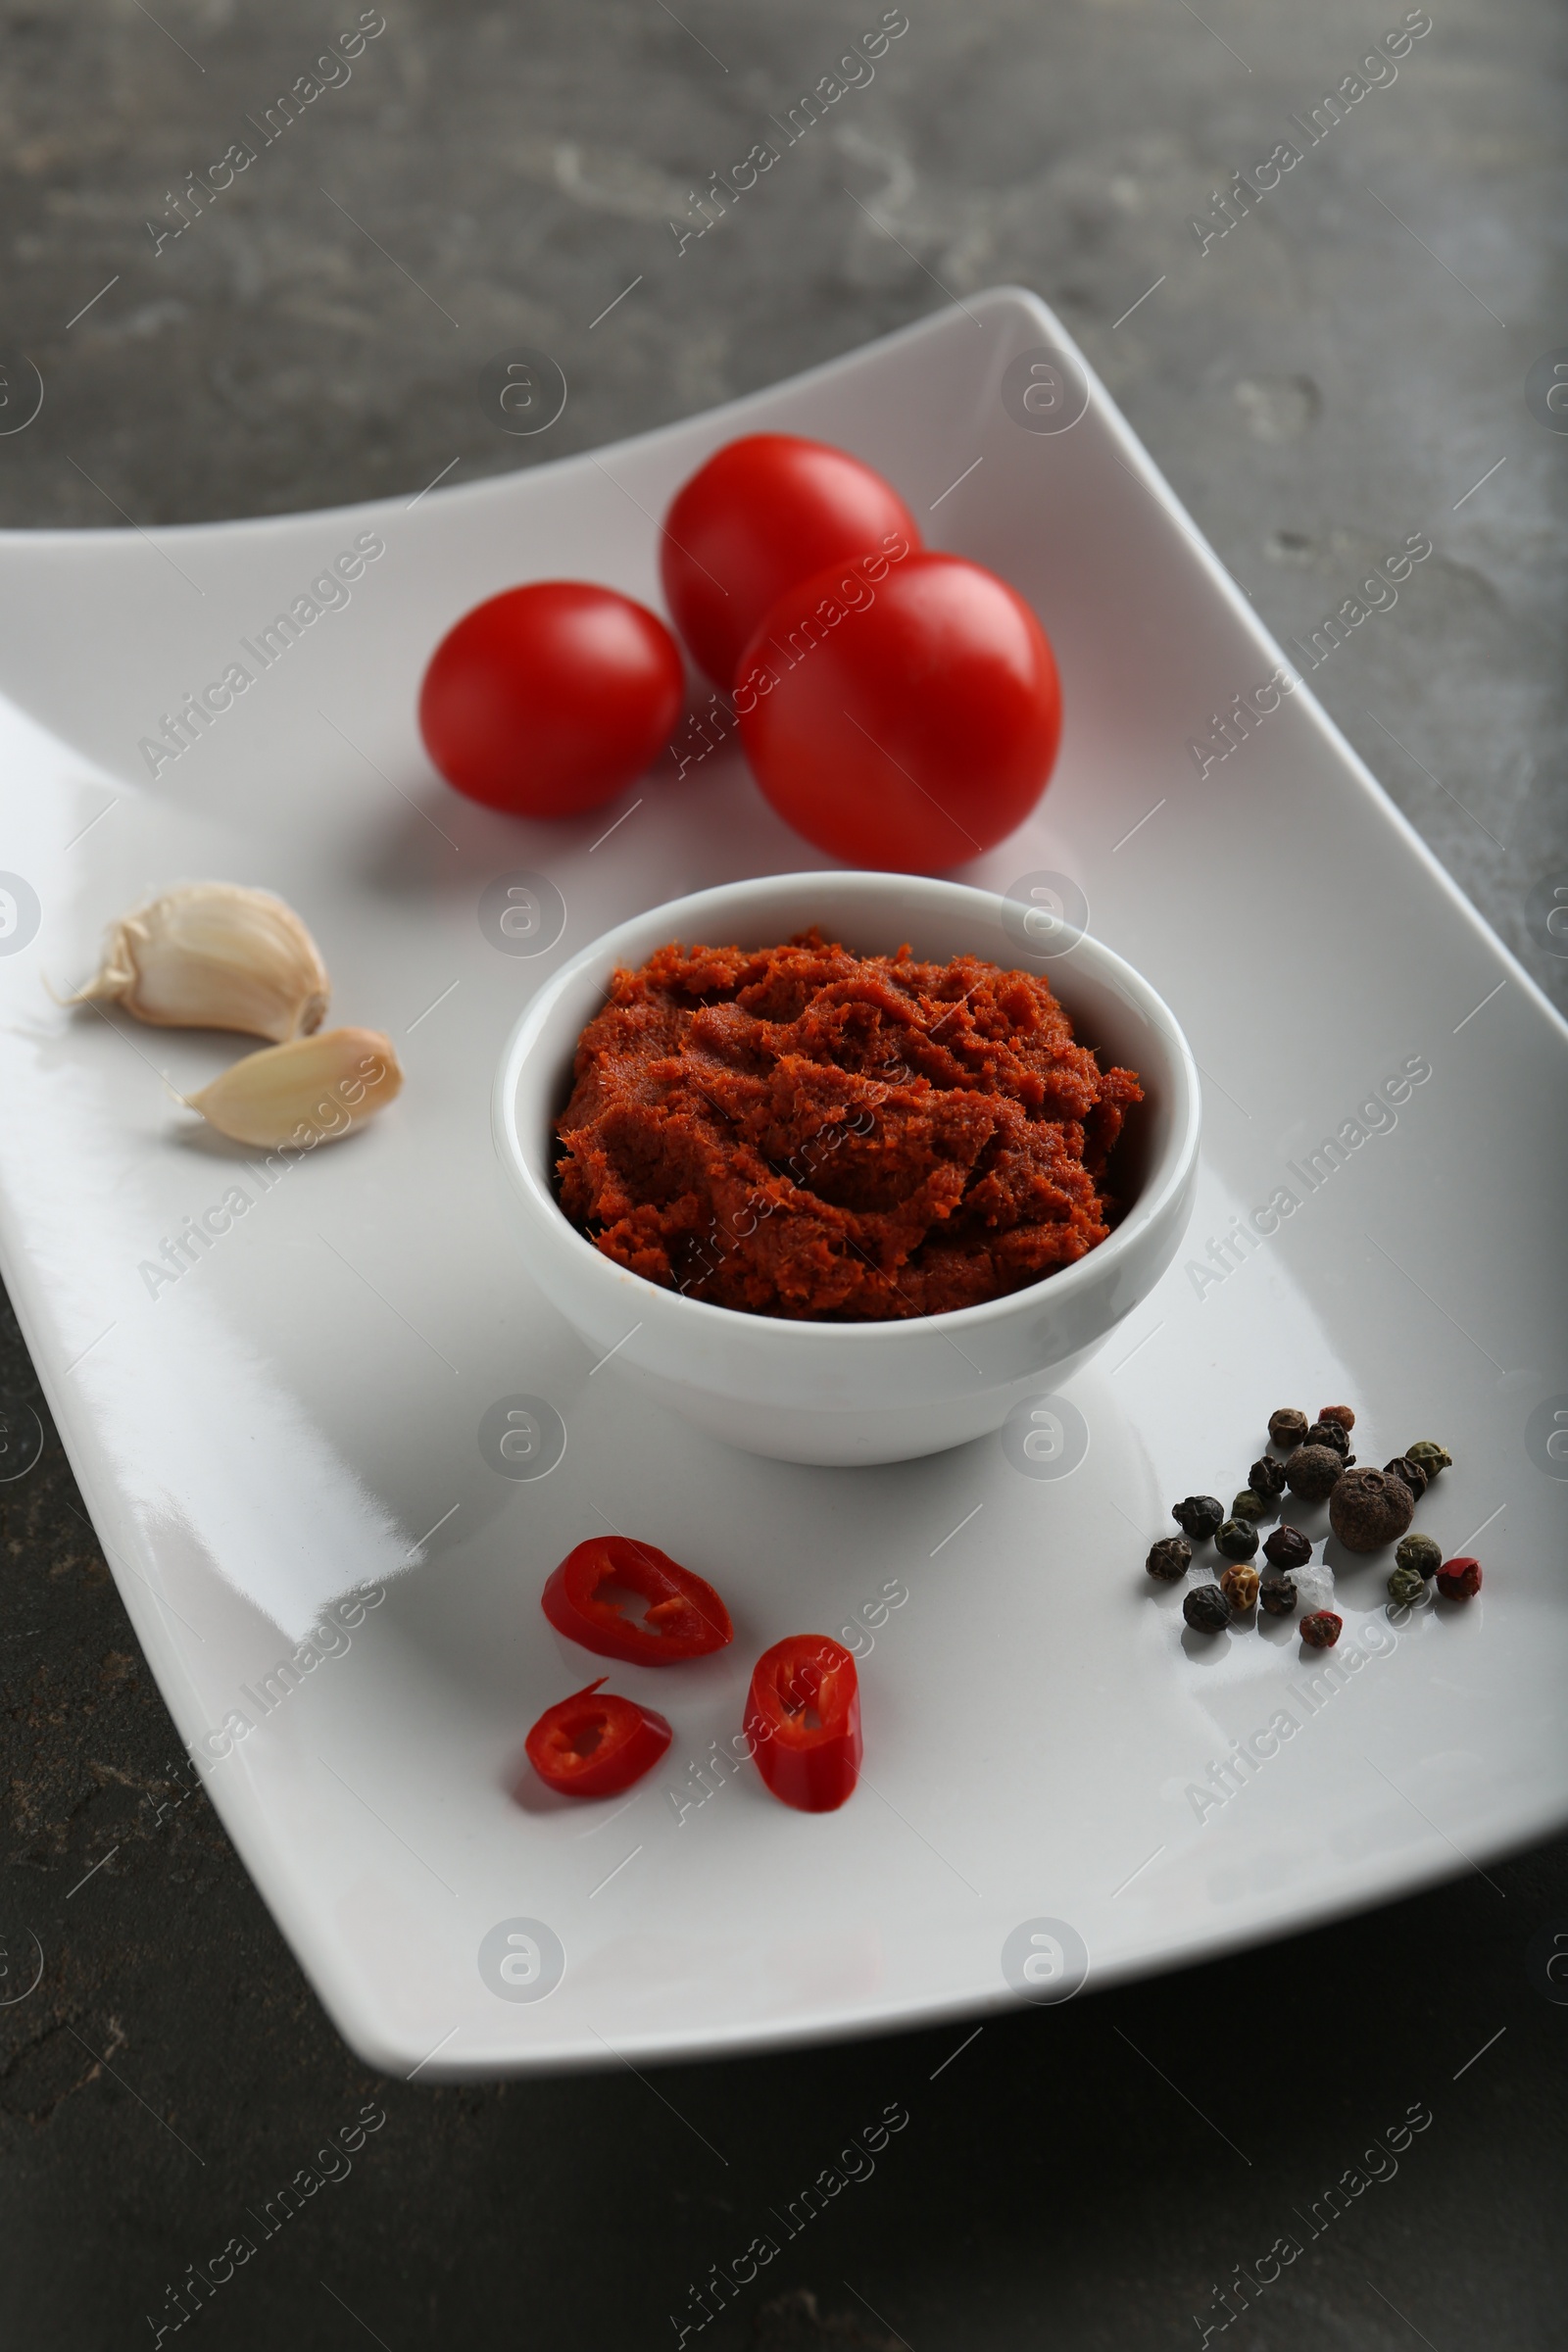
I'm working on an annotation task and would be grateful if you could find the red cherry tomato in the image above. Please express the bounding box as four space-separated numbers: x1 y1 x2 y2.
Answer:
542 1536 734 1666
524 1677 672 1798
744 1635 861 1813
736 551 1062 873
661 433 921 688
418 581 685 819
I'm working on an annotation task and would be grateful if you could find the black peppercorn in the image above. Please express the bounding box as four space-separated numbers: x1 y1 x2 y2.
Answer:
1146 1536 1191 1582
1328 1465 1415 1552
1172 1494 1225 1542
1249 1454 1288 1500
1263 1522 1313 1569
1384 1453 1429 1500
1305 1418 1350 1458
1183 1584 1231 1634
1285 1443 1344 1502
1258 1570 1298 1616
1214 1515 1259 1561
1268 1407 1308 1448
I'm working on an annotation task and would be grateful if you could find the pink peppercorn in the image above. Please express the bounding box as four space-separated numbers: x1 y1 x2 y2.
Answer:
1300 1610 1343 1648
1436 1555 1483 1600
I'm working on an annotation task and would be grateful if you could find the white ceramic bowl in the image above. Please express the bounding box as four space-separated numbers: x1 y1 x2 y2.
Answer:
493 870 1200 1465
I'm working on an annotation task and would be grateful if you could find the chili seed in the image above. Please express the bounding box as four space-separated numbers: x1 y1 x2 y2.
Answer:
1268 1407 1308 1448
1258 1571 1298 1616
1263 1523 1313 1569
1328 1465 1415 1552
1387 1563 1427 1606
1249 1454 1288 1500
1220 1563 1260 1612
1172 1494 1225 1542
1299 1610 1343 1648
1436 1555 1483 1600
1232 1489 1266 1521
1147 1536 1191 1582
1305 1419 1351 1458
1383 1453 1429 1500
1317 1404 1355 1432
1214 1516 1259 1562
1285 1443 1344 1502
1183 1584 1231 1634
1396 1531 1444 1580
1405 1440 1452 1479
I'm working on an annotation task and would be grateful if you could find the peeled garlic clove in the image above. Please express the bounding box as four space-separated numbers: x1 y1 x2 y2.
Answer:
72 882 329 1042
183 1028 403 1150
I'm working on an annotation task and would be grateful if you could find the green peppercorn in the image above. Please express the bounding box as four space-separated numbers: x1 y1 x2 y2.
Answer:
1286 1443 1343 1502
1258 1571 1298 1616
1232 1489 1266 1521
1220 1563 1260 1612
1172 1494 1225 1542
1268 1407 1308 1448
1183 1584 1231 1634
1249 1454 1288 1500
1388 1562 1427 1606
1214 1516 1259 1561
1263 1523 1312 1569
1146 1536 1191 1582
1405 1440 1452 1479
1396 1531 1444 1580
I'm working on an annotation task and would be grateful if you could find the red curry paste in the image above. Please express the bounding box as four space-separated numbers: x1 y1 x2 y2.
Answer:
556 931 1142 1320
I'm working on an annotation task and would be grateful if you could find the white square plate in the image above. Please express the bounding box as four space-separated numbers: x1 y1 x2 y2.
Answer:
1 287 1563 2077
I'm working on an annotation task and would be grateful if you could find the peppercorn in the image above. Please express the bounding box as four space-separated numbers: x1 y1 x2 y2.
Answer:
1285 1443 1343 1502
1300 1610 1343 1648
1317 1404 1355 1433
1258 1570 1298 1616
1305 1418 1350 1458
1383 1453 1429 1500
1249 1454 1288 1500
1268 1407 1308 1448
1263 1522 1313 1569
1328 1465 1415 1552
1214 1515 1259 1561
1405 1440 1452 1479
1388 1563 1427 1606
1146 1536 1191 1582
1220 1563 1260 1612
1436 1555 1483 1600
1172 1494 1225 1542
1232 1489 1266 1521
1183 1584 1231 1634
1396 1531 1444 1580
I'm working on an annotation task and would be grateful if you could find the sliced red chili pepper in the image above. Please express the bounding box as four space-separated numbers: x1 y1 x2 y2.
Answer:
524 1677 672 1798
542 1536 733 1666
744 1634 861 1813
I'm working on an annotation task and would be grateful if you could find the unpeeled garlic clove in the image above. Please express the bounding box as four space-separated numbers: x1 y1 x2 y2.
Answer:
182 1028 403 1150
72 882 330 1041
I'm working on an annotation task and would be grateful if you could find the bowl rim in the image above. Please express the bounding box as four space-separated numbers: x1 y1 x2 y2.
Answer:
492 868 1200 1346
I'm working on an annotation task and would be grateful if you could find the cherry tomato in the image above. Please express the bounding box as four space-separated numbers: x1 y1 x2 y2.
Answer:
542 1536 734 1666
660 433 921 688
736 551 1062 873
744 1635 861 1813
524 1678 672 1798
418 581 685 819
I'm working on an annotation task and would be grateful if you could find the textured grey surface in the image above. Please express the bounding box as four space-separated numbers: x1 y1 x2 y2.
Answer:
2 2 1566 2345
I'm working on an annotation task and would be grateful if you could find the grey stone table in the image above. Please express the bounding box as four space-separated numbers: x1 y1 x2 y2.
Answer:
2 2 1564 2344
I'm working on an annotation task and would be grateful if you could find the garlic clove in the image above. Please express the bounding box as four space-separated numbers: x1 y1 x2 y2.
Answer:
72 882 330 1042
182 1028 403 1151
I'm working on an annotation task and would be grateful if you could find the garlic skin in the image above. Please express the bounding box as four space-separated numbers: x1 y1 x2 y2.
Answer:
73 883 330 1041
183 1028 403 1151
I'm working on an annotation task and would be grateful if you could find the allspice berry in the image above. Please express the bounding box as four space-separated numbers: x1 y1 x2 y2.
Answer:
1215 1516 1259 1561
1172 1495 1225 1542
1384 1454 1429 1500
1220 1563 1260 1612
1286 1443 1344 1502
1328 1465 1415 1552
1396 1531 1444 1580
1388 1563 1427 1606
1183 1584 1231 1633
1263 1523 1313 1569
1317 1405 1355 1433
1268 1407 1308 1448
1259 1571 1298 1616
1405 1441 1452 1480
1249 1454 1288 1501
1300 1610 1344 1648
1147 1536 1191 1582
1305 1418 1350 1458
